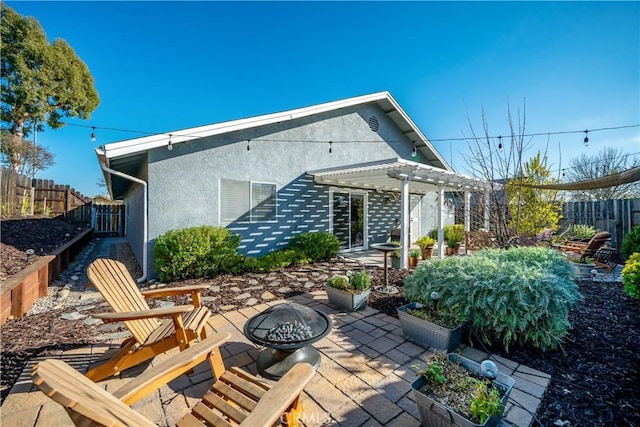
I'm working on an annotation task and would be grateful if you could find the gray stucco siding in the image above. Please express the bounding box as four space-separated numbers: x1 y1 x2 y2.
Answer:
143 103 420 277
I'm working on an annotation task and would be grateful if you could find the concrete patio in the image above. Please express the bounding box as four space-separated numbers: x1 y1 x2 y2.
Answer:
1 290 549 427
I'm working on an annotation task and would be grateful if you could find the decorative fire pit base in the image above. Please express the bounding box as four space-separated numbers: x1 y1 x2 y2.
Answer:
244 302 333 380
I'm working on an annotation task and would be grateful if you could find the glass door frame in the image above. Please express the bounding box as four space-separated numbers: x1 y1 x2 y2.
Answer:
328 188 369 252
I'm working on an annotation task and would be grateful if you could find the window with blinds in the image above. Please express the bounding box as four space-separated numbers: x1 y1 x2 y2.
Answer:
220 179 276 224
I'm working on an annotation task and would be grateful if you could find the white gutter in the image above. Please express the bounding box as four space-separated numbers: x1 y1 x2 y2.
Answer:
98 159 148 283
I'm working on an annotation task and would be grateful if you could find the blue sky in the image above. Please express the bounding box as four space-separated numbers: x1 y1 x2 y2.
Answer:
6 1 640 197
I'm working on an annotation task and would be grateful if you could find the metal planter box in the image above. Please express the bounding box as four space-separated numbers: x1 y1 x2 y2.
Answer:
325 285 370 312
397 302 464 351
411 354 515 427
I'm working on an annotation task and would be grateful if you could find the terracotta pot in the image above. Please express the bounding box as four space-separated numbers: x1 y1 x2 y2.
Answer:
409 256 418 268
421 247 433 260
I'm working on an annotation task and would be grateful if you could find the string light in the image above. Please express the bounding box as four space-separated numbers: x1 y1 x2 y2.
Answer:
498 135 502 149
583 130 589 147
63 122 638 145
411 141 417 157
329 140 333 154
167 134 173 151
90 126 96 142
247 139 251 151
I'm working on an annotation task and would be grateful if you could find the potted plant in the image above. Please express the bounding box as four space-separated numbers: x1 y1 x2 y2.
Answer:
389 241 401 269
411 352 515 427
409 249 420 268
570 256 596 281
397 291 466 351
416 235 436 260
325 270 371 311
444 224 464 256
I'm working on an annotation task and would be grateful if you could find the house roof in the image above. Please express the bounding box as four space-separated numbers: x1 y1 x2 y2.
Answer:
97 92 453 198
308 158 492 193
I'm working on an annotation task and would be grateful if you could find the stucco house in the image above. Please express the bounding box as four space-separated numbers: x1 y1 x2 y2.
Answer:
96 92 488 281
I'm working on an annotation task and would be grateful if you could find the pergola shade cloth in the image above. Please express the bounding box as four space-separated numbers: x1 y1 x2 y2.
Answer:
523 166 640 191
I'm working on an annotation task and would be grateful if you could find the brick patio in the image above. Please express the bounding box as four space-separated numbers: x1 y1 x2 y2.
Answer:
0 290 549 426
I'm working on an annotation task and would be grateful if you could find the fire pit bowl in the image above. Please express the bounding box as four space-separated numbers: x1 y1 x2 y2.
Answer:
243 302 333 379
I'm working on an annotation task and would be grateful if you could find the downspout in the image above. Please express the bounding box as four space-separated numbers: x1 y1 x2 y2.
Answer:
99 161 148 283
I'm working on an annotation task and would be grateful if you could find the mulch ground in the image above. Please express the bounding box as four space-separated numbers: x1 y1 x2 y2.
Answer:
1 218 639 426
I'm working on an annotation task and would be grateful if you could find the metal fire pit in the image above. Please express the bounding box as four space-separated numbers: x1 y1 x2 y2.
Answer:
243 302 333 379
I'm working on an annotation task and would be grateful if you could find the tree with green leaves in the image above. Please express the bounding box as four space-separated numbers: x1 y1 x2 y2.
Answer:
565 147 640 201
0 4 99 171
506 151 562 235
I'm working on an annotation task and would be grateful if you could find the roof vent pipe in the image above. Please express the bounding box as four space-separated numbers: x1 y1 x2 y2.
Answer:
98 161 148 283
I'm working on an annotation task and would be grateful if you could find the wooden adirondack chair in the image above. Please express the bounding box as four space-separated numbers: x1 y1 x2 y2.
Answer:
32 333 315 427
557 231 611 262
85 258 211 382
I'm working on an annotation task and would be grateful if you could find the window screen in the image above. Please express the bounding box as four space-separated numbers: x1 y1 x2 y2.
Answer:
220 179 276 223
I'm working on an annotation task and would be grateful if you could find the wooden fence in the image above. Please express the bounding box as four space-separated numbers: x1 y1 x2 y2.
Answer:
561 199 640 248
0 167 91 222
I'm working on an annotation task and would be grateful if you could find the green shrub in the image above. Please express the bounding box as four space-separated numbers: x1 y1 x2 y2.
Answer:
622 253 640 300
569 224 597 240
328 274 349 290
444 224 464 246
257 249 301 271
348 270 371 291
288 231 340 261
404 247 582 351
621 226 640 261
153 226 241 281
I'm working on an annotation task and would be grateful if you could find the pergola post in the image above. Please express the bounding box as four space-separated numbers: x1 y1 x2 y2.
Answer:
400 177 410 269
437 186 445 259
484 193 491 231
464 190 471 232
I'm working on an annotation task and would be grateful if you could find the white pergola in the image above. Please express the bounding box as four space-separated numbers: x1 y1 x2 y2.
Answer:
308 158 494 268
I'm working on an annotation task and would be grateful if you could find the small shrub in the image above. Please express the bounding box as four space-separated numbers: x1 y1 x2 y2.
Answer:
153 226 241 281
404 247 581 351
288 231 340 262
348 270 371 292
622 253 640 300
416 235 436 249
570 224 597 240
328 274 349 290
621 226 640 260
410 249 421 258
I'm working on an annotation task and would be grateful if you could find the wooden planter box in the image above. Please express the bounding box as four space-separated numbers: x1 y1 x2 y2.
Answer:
397 302 465 351
325 285 370 312
411 354 515 427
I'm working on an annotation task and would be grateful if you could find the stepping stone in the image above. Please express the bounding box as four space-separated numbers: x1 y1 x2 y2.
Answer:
209 285 220 292
58 289 71 298
244 286 263 291
304 282 316 289
269 281 281 287
219 305 237 311
80 292 102 301
245 298 258 306
83 317 103 326
234 292 251 300
261 291 276 300
201 296 217 302
277 287 291 293
155 301 175 308
230 277 245 282
75 305 96 311
230 286 242 293
61 312 87 321
248 279 259 285
94 331 132 341
70 275 79 281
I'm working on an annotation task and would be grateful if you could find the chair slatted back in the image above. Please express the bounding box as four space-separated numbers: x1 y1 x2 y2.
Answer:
583 231 611 259
88 259 161 344
32 359 156 427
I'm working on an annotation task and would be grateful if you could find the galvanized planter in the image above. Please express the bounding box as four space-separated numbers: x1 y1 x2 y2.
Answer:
411 354 515 427
572 263 596 281
325 285 370 312
397 302 464 351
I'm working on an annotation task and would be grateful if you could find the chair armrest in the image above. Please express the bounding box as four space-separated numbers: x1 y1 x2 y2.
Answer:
93 305 194 322
140 285 209 299
113 332 231 405
241 363 315 426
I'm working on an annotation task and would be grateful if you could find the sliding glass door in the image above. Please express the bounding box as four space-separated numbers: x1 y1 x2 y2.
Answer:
332 191 367 251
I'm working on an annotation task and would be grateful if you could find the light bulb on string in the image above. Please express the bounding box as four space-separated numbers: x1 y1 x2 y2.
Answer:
329 140 333 154
167 134 173 151
411 141 417 157
498 135 502 149
90 126 96 142
583 130 589 146
247 139 251 151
